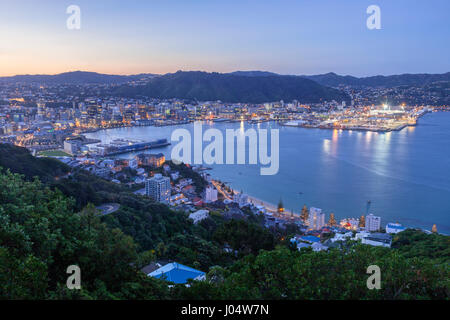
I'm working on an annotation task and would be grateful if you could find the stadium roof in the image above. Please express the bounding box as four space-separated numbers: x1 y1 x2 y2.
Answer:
148 262 205 284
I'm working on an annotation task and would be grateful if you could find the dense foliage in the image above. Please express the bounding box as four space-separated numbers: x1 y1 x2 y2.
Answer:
0 144 69 183
173 245 449 300
112 71 350 104
0 145 448 300
213 220 275 256
392 229 450 264
0 170 169 299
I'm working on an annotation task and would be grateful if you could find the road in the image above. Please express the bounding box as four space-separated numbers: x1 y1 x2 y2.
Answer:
212 180 233 201
96 203 120 215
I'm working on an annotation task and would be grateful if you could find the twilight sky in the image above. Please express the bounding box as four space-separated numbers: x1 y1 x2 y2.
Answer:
0 0 449 77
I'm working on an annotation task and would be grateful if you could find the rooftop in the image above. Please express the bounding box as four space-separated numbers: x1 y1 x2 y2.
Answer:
300 235 321 243
365 233 392 241
386 223 406 230
148 262 205 284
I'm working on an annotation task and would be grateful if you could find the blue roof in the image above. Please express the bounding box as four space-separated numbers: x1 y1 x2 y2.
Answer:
300 235 321 243
148 263 205 284
386 223 406 230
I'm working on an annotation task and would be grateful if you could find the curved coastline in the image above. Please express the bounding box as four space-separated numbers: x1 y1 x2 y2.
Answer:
85 113 450 234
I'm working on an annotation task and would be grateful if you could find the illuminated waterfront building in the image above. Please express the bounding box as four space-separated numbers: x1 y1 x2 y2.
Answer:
136 153 165 167
365 214 381 232
308 207 326 230
146 173 171 204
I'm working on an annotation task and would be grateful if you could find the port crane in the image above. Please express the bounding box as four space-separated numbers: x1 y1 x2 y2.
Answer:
366 200 371 215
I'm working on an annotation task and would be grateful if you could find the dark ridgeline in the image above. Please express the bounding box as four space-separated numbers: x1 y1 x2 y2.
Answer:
301 71 450 87
2 70 449 103
111 71 351 103
2 70 448 88
0 71 157 84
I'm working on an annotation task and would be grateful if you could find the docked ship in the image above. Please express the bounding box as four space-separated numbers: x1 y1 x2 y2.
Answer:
282 120 306 127
95 138 171 156
213 118 229 123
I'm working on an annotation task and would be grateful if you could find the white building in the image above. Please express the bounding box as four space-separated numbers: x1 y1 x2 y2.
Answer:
233 193 249 208
354 231 370 241
64 140 80 155
189 210 210 224
146 174 171 203
308 207 326 230
361 233 392 248
386 223 406 234
311 242 329 252
365 214 381 232
204 186 218 203
331 232 353 242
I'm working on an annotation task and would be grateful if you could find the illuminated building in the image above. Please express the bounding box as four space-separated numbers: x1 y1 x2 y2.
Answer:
365 214 381 232
146 174 171 204
136 153 165 168
308 207 325 230
204 186 218 203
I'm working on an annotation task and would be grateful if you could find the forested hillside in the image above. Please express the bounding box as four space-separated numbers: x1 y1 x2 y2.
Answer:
0 145 448 299
111 71 351 103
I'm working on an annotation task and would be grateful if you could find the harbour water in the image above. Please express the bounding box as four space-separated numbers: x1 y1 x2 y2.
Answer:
86 112 450 234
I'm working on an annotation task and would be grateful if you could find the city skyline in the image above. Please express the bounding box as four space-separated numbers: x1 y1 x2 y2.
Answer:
1 0 449 77
1 69 450 78
0 0 449 304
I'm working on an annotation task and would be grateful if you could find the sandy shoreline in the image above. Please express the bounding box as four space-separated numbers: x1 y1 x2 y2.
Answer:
246 194 278 213
224 183 299 216
247 194 301 216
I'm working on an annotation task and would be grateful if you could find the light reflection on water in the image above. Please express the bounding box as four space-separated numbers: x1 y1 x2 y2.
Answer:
86 113 450 233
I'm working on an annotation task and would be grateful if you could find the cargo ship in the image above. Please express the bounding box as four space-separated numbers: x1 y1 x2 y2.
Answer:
213 118 230 123
95 138 170 156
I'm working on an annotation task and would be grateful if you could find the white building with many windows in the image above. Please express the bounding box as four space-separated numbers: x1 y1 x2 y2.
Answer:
365 214 381 232
64 140 81 155
204 186 218 203
146 174 171 204
308 207 326 230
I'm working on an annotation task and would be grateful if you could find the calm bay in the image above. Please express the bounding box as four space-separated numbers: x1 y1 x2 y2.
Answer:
86 112 450 234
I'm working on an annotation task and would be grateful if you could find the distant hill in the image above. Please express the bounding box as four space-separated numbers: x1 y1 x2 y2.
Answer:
112 71 350 103
301 72 450 87
230 70 450 87
229 70 450 87
2 70 448 89
229 70 280 77
0 71 157 84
